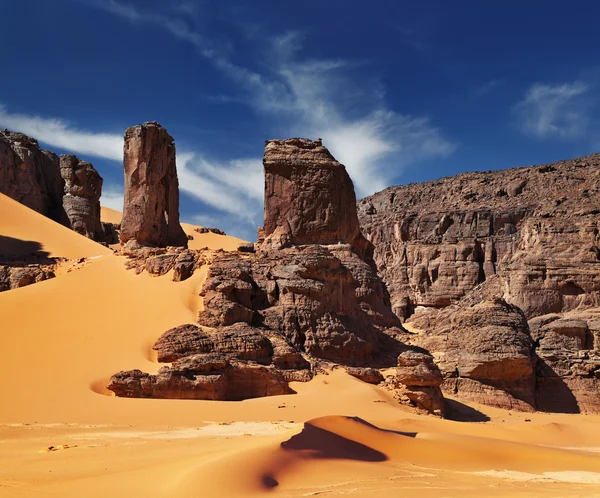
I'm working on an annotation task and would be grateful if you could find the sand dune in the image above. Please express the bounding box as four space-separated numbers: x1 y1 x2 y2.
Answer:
1 198 600 497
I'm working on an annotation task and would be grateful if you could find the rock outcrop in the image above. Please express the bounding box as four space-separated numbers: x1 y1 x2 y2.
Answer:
0 130 67 223
119 122 187 249
109 138 445 415
0 263 57 291
359 152 600 413
108 354 293 400
60 154 104 242
358 153 600 320
262 138 372 257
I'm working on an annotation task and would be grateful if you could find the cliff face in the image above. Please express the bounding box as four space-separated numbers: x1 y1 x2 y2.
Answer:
358 153 600 320
358 153 600 413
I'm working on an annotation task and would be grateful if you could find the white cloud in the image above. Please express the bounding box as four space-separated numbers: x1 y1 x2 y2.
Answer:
513 82 590 139
0 105 123 160
177 153 263 223
100 184 124 212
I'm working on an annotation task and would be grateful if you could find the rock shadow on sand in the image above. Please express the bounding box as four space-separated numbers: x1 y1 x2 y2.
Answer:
280 417 415 462
444 399 491 422
0 235 56 265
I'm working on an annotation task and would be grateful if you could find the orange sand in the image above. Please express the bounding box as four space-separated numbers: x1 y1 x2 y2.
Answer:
1 196 600 497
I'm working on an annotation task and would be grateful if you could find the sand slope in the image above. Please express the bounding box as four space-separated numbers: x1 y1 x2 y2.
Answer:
1 193 111 259
1 198 600 497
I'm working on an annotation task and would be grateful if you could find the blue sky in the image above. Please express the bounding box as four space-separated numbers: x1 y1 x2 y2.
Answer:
2 0 600 240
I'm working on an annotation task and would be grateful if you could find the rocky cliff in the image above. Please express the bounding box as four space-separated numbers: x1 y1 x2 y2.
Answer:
119 122 187 249
358 153 600 413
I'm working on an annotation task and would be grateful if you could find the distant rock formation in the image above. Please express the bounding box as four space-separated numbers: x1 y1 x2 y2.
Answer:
262 138 372 257
119 122 187 249
0 130 67 223
109 138 444 415
359 152 600 413
60 154 104 242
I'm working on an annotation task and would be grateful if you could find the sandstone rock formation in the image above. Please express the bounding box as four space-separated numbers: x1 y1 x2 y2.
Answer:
0 263 57 291
119 122 187 249
109 138 444 414
107 354 293 400
359 152 600 413
0 130 67 223
59 154 104 241
262 138 372 257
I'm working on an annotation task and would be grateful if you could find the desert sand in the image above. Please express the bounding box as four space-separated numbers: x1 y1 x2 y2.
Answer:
1 194 600 497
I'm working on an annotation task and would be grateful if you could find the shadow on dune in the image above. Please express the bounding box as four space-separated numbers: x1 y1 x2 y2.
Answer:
444 398 491 422
0 235 55 265
281 423 388 461
280 416 417 463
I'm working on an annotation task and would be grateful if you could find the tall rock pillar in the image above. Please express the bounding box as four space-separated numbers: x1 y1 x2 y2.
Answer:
119 122 187 249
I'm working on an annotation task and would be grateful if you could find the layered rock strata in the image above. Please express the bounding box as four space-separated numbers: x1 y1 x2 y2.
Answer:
109 138 445 414
119 122 187 249
358 153 600 320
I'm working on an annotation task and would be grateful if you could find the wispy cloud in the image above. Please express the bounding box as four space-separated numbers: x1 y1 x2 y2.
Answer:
79 1 456 197
513 81 590 139
0 105 122 160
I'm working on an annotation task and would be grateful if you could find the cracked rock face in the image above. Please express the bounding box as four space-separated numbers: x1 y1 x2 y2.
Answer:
119 122 187 249
358 153 600 320
60 154 104 242
262 138 373 258
358 152 600 413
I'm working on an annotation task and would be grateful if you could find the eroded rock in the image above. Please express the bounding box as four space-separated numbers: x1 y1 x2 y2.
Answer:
120 122 187 249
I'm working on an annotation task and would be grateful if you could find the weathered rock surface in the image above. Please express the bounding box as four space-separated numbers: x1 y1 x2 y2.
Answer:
262 138 372 257
359 152 600 413
122 247 206 282
0 130 67 223
530 309 600 413
0 263 57 291
358 153 600 320
108 138 444 413
60 154 104 242
108 354 293 400
120 122 187 249
410 292 536 411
